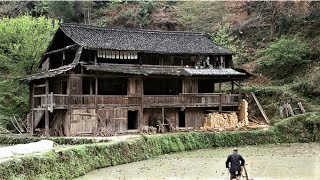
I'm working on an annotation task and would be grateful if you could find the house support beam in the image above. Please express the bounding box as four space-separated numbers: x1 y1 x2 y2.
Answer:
231 80 234 94
44 44 78 56
162 107 165 124
45 79 50 136
30 83 35 135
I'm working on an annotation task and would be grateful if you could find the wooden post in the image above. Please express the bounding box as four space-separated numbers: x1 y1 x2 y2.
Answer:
279 105 285 118
231 80 234 94
89 79 93 95
219 94 222 112
297 102 306 113
251 92 270 124
62 51 65 66
138 108 143 129
31 111 34 135
95 76 98 109
162 107 165 124
30 83 35 135
45 79 50 136
287 103 294 116
94 51 97 65
219 82 222 93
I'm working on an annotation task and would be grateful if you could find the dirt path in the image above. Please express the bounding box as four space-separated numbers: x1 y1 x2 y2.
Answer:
77 143 320 180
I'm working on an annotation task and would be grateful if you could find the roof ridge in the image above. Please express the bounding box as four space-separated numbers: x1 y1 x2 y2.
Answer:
60 23 206 36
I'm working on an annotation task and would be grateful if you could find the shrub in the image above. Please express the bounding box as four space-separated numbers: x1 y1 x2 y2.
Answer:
256 36 311 79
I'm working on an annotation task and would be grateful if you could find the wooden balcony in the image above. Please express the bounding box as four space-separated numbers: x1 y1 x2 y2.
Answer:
33 93 240 110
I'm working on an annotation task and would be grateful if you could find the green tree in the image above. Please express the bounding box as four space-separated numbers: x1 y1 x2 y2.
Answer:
47 1 94 23
256 36 310 79
211 25 247 64
0 16 58 126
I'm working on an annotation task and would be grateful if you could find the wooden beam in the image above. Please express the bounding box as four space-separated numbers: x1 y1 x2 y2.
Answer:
95 76 98 109
231 80 234 94
251 92 270 124
34 84 46 88
297 102 306 113
30 83 35 135
45 79 50 136
94 51 97 65
44 44 78 56
162 107 165 124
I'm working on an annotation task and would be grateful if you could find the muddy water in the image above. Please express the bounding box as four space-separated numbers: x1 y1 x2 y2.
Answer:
77 143 320 180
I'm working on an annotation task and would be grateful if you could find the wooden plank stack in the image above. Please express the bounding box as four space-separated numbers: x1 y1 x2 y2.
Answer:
201 112 244 131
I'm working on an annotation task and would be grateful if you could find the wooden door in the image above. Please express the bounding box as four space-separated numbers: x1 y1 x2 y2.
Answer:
70 109 97 135
97 108 128 133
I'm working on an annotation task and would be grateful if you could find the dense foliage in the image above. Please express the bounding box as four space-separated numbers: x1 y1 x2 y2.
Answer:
256 36 311 79
0 16 58 126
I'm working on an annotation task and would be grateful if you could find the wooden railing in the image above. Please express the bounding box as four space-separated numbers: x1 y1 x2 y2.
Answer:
33 93 240 109
142 95 181 107
181 93 239 107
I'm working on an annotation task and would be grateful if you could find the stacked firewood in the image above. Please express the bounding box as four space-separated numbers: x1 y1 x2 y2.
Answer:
95 116 114 136
201 112 245 131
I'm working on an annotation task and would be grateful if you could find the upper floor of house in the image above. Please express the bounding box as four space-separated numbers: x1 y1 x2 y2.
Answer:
37 23 237 73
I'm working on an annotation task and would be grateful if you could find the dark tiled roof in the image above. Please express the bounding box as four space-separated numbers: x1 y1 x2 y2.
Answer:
82 64 246 77
60 24 233 55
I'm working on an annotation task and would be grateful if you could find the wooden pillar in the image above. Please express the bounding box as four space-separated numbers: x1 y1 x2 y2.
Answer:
62 51 65 66
95 76 98 109
45 79 50 136
162 107 165 124
94 51 97 65
30 83 35 135
219 82 222 93
231 80 234 94
138 108 143 128
89 79 93 95
213 82 215 93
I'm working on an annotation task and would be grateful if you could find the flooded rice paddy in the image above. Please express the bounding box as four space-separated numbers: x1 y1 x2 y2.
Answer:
77 143 320 180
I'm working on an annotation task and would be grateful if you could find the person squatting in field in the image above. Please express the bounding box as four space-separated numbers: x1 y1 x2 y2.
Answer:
226 148 246 180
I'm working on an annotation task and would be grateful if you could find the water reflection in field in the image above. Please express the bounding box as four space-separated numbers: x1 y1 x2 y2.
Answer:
77 143 320 180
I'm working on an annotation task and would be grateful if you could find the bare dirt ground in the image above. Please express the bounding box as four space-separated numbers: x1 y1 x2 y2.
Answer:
77 143 320 180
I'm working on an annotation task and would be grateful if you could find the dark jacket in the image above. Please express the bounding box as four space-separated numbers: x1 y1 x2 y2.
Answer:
226 152 245 172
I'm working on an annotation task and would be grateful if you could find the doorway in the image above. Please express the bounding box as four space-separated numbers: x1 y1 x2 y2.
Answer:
128 111 138 130
178 110 185 128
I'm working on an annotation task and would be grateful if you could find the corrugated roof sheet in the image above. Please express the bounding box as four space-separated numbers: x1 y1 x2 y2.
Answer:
82 64 245 77
60 24 233 55
24 64 75 81
183 68 246 76
83 64 184 76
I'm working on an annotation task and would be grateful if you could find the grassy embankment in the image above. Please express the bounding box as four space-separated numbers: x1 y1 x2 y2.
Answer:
0 112 319 179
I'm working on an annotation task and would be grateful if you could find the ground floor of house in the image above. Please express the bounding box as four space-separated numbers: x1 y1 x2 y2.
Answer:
35 106 241 136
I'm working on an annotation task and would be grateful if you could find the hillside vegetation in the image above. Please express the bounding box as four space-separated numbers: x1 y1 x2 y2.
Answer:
0 1 319 128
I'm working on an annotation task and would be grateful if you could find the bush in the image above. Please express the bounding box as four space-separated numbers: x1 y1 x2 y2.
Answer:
256 36 311 79
0 135 109 145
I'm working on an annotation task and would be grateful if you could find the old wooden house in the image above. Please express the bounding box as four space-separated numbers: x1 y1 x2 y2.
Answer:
26 24 248 136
